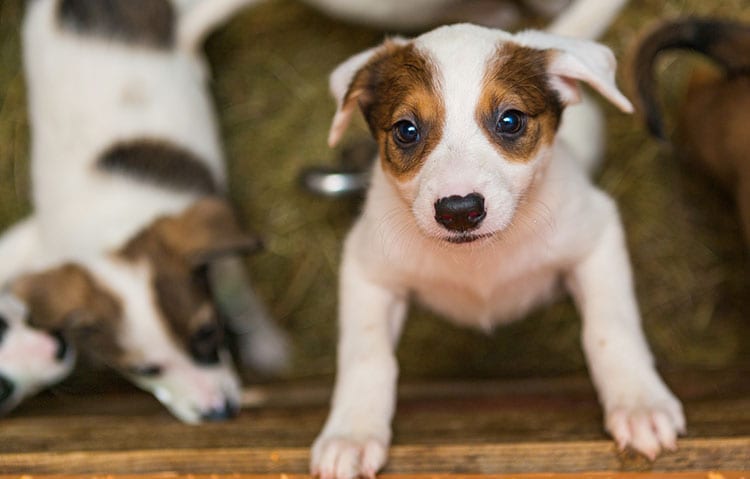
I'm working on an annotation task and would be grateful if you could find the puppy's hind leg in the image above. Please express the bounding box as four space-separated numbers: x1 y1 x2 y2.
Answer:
208 256 289 376
0 216 43 286
556 92 605 175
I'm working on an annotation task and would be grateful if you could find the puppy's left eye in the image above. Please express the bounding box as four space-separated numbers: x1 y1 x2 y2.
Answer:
393 120 420 146
496 109 526 136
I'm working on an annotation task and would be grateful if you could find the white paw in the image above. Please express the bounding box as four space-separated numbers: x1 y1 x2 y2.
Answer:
605 395 686 460
311 435 388 479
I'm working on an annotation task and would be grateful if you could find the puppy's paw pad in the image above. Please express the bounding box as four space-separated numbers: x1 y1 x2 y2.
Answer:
606 401 685 460
311 436 387 479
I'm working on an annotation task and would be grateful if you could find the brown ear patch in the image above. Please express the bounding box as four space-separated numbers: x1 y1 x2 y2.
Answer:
121 197 262 268
119 198 247 365
57 0 175 49
344 41 445 180
11 263 125 364
477 43 563 163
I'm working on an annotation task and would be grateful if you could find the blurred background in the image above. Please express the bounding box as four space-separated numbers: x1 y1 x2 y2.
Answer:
0 0 748 385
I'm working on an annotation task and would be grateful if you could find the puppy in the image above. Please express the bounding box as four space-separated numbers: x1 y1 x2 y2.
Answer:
300 0 627 38
311 7 684 479
0 0 286 422
0 293 75 415
633 18 750 245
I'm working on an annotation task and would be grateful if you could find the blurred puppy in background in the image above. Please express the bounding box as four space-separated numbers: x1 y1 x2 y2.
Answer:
0 0 287 422
299 0 626 37
633 17 750 246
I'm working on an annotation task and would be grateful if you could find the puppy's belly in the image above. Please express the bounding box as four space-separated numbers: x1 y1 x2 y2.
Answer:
410 266 562 329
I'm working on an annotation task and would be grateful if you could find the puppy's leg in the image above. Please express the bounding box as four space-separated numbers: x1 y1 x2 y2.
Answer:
567 194 685 459
311 251 406 479
0 216 42 286
208 256 289 376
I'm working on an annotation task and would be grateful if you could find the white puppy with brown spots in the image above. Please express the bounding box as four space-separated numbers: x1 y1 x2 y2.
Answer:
312 5 684 479
0 0 287 422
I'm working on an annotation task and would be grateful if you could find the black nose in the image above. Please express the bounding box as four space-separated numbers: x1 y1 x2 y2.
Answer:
0 374 15 405
434 193 486 232
201 399 239 422
52 331 69 362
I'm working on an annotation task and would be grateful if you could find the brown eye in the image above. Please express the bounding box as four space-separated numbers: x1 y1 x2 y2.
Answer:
393 120 420 146
496 109 526 136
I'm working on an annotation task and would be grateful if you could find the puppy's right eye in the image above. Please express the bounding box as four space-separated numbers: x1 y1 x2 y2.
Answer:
393 120 420 146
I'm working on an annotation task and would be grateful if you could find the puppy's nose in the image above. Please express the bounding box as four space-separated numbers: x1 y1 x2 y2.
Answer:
0 374 15 405
201 399 239 422
434 193 486 232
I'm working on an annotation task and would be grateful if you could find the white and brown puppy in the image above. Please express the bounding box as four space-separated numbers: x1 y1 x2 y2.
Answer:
0 0 286 422
0 293 75 415
312 8 684 479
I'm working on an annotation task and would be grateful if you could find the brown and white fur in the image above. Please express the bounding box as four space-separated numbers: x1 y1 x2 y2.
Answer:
0 0 287 422
0 293 74 414
300 0 627 39
633 18 750 246
311 5 684 478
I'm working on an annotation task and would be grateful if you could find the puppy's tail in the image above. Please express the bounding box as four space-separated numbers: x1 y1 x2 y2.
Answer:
633 18 750 140
175 0 263 52
546 0 629 40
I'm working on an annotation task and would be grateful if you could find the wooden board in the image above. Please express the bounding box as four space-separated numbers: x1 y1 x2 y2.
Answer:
1 371 748 475
0 474 747 479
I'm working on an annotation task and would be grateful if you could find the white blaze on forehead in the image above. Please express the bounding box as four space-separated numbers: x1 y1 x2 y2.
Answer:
414 24 512 147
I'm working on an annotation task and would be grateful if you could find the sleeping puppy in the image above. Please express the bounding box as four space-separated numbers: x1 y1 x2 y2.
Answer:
0 0 286 422
633 18 750 246
0 293 75 415
300 0 627 38
312 5 683 479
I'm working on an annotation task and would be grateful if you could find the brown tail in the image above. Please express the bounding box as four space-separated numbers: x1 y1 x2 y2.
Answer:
633 18 750 139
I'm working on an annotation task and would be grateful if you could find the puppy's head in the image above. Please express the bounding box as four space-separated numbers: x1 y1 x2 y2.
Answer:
329 24 633 244
0 292 75 415
11 197 260 423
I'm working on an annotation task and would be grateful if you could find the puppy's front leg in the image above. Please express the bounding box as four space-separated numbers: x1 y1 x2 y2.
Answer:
567 197 685 460
311 249 406 479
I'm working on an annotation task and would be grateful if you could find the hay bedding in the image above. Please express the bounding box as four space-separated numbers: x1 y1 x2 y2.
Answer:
0 0 747 382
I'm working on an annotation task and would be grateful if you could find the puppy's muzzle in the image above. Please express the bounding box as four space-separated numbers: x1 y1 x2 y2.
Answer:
434 193 486 232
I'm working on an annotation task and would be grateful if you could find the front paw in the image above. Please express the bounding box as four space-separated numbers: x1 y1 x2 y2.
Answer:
311 434 388 479
605 392 686 460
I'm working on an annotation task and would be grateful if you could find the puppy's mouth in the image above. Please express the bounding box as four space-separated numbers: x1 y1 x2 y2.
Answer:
443 232 494 244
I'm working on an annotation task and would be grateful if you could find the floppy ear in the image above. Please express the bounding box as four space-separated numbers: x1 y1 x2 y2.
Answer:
124 197 262 268
513 30 634 113
328 37 409 147
11 264 121 332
